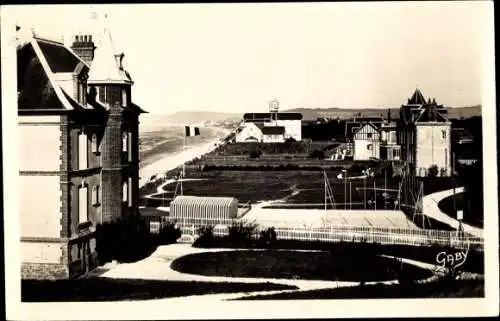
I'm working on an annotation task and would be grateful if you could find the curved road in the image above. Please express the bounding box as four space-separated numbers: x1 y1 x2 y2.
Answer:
422 187 483 238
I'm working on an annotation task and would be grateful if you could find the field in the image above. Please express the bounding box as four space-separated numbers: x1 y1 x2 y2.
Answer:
143 170 402 208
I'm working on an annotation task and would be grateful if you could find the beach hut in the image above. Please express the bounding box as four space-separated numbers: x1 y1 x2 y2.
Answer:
170 195 239 222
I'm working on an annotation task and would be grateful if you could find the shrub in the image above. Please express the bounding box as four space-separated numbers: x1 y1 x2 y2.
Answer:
259 227 277 248
227 221 259 245
193 225 216 247
158 221 181 245
249 149 262 159
428 165 439 177
349 163 366 175
95 215 156 264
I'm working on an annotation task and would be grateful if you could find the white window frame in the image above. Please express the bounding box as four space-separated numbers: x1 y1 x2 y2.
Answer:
79 183 88 224
78 132 88 169
442 130 447 139
367 144 373 151
367 133 373 139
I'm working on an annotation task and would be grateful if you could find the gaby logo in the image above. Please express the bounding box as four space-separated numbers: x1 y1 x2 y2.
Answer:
435 240 470 271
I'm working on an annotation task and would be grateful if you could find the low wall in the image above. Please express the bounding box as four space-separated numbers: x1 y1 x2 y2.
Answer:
21 263 69 280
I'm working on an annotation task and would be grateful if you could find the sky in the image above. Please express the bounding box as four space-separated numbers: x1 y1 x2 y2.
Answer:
6 2 494 115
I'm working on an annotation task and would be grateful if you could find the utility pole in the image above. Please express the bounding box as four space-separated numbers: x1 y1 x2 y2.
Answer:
374 180 377 210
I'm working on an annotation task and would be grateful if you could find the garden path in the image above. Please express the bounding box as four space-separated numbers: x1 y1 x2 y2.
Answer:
86 243 440 301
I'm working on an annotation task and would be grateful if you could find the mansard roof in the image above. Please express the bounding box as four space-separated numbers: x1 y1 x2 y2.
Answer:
17 35 78 111
35 37 86 73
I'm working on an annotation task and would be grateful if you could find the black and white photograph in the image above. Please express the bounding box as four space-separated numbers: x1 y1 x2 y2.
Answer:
1 2 498 319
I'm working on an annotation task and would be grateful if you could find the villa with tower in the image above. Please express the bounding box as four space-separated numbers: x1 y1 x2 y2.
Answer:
398 88 452 177
18 23 146 279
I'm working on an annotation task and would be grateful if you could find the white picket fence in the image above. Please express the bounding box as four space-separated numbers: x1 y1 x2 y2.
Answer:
159 216 483 250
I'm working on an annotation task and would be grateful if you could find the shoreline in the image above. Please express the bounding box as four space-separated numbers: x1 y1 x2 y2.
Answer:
139 127 231 187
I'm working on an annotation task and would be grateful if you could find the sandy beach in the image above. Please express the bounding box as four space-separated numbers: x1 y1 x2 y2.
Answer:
139 127 230 187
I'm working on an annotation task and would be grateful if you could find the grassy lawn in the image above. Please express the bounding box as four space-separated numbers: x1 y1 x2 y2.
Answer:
21 278 297 302
233 279 484 299
191 241 484 274
171 250 433 282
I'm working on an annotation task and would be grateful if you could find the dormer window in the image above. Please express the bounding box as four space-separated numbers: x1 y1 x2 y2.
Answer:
77 74 88 105
98 86 106 103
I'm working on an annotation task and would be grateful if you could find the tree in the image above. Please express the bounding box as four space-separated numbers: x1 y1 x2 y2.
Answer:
259 227 277 248
428 165 439 177
158 221 181 245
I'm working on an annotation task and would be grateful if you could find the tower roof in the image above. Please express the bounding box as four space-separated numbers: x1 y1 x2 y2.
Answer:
407 88 427 105
88 28 132 84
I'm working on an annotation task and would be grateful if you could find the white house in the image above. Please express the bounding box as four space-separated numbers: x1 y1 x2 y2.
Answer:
380 122 401 161
235 122 263 143
243 113 302 141
353 123 381 160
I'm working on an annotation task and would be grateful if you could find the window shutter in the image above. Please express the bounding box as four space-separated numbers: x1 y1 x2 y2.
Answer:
91 134 98 153
122 132 128 152
79 185 88 223
92 185 100 205
128 177 132 206
123 182 128 202
122 88 127 107
128 132 132 161
78 133 88 169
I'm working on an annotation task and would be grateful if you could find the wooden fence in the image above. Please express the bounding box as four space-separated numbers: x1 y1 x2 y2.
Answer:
160 216 483 250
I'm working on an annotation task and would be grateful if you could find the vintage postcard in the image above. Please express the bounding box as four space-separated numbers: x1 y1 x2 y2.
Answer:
2 2 498 319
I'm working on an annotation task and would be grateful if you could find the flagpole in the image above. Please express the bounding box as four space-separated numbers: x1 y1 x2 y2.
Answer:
181 129 186 196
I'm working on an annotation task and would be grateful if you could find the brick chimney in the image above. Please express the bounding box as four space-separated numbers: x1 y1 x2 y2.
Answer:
71 34 96 66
